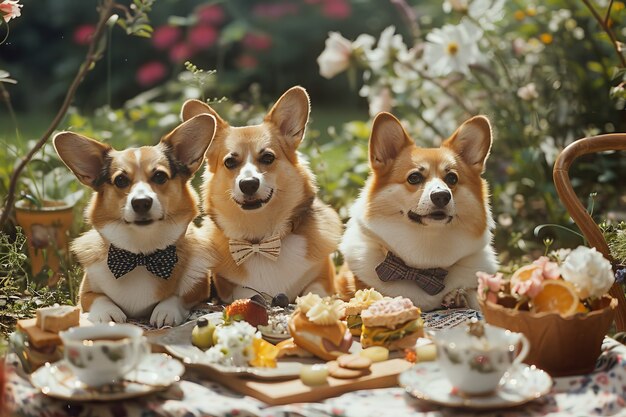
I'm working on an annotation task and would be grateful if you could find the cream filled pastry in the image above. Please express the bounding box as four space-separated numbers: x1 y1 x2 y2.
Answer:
289 293 352 360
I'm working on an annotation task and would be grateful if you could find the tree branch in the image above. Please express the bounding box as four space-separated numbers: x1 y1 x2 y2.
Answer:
582 0 626 68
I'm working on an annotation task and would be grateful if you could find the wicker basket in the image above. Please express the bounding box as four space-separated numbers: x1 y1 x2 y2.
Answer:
479 296 617 377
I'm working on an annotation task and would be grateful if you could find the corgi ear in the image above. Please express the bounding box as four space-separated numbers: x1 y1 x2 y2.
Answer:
53 132 112 189
180 99 227 127
161 113 216 175
265 86 310 150
369 112 413 173
443 115 492 172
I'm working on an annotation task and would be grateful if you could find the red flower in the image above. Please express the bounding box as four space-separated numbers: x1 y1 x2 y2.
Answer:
322 0 351 19
73 24 96 46
152 25 181 50
136 61 167 87
242 33 272 51
235 54 259 69
196 4 224 25
188 25 217 49
169 42 194 63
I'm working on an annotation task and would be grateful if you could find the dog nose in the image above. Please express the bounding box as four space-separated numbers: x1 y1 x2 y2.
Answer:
131 197 153 214
430 190 451 208
239 178 260 196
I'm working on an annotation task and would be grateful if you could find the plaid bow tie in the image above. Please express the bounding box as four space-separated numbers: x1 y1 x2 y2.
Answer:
375 252 448 295
107 245 178 279
229 234 281 266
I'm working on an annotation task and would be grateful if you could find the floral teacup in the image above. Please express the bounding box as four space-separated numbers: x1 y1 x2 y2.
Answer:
428 321 530 396
59 323 149 387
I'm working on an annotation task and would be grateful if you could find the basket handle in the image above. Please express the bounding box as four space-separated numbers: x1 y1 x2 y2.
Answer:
553 134 626 332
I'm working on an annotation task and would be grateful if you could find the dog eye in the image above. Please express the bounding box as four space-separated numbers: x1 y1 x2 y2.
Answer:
152 171 168 184
444 172 458 186
407 172 424 185
113 174 130 188
259 152 275 165
224 157 238 169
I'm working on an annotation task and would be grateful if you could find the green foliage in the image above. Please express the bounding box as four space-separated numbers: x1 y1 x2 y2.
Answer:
0 229 81 338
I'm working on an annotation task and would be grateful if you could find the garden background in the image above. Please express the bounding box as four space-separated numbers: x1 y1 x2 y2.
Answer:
1 0 626 336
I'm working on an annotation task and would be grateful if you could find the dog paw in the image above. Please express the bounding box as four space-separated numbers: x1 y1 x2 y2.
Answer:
150 296 189 328
88 297 127 323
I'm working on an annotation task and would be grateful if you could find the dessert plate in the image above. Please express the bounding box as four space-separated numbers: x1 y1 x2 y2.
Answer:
30 353 184 401
399 361 553 410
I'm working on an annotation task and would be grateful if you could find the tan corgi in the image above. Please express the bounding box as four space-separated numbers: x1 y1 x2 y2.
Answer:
53 114 217 327
338 112 498 311
180 86 342 302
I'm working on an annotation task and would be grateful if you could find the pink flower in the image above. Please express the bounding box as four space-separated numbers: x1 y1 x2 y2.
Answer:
152 25 181 50
196 4 225 25
169 42 194 63
235 54 259 69
73 24 96 46
243 33 272 51
188 25 217 49
512 273 543 298
532 256 561 279
321 0 351 19
136 61 167 87
476 271 503 303
0 0 22 22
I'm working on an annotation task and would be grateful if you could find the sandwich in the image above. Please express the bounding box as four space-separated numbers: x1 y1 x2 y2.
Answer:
288 293 352 361
344 288 384 336
360 296 423 350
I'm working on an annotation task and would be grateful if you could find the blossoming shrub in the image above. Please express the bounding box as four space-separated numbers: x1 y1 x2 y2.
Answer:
317 0 626 262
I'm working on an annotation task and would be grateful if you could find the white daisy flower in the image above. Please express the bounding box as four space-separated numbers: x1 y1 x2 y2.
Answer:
422 20 483 77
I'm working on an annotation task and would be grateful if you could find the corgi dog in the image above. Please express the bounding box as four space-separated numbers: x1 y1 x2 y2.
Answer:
180 86 342 302
338 112 498 311
53 114 217 327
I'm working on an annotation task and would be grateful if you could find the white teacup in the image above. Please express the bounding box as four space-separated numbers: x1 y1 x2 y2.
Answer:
59 323 149 387
429 322 530 396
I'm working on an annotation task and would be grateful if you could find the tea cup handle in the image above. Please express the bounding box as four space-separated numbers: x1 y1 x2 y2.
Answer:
512 333 530 367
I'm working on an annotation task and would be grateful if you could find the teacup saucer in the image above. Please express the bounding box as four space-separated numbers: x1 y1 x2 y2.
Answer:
399 362 553 410
30 353 184 401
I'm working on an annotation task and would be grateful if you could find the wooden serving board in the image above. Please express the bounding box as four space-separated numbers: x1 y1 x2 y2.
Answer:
195 358 413 405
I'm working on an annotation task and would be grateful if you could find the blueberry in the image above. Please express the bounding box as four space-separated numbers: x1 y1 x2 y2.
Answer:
272 293 289 308
251 294 267 307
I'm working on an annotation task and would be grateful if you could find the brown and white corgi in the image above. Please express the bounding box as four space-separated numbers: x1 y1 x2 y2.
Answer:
53 114 217 327
180 86 342 302
338 112 498 311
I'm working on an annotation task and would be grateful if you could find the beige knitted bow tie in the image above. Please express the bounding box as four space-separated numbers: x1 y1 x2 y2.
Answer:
228 234 281 266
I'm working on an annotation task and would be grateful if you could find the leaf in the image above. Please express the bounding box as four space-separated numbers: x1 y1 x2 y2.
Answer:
587 61 604 74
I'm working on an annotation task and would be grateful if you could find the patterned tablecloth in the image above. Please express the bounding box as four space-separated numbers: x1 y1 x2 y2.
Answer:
4 309 626 417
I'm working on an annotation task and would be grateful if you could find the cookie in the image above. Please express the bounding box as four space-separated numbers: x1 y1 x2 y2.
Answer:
327 361 371 379
337 353 372 370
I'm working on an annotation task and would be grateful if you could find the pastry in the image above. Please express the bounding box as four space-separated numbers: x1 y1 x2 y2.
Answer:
288 293 352 361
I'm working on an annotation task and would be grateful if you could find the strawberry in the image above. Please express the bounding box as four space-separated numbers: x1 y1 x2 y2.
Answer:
224 298 269 327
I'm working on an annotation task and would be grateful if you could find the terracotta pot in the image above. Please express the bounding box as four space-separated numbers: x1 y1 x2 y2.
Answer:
479 296 617 377
14 200 74 280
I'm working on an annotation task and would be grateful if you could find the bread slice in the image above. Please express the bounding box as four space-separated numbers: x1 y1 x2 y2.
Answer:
35 305 80 333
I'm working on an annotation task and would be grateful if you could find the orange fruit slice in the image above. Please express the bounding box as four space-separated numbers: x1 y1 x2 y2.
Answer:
531 280 579 316
511 264 540 284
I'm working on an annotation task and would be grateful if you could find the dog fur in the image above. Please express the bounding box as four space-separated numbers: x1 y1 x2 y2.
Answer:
180 87 342 303
337 112 498 310
53 114 217 327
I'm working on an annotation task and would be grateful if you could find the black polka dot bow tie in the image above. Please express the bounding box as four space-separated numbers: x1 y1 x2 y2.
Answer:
107 244 178 280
